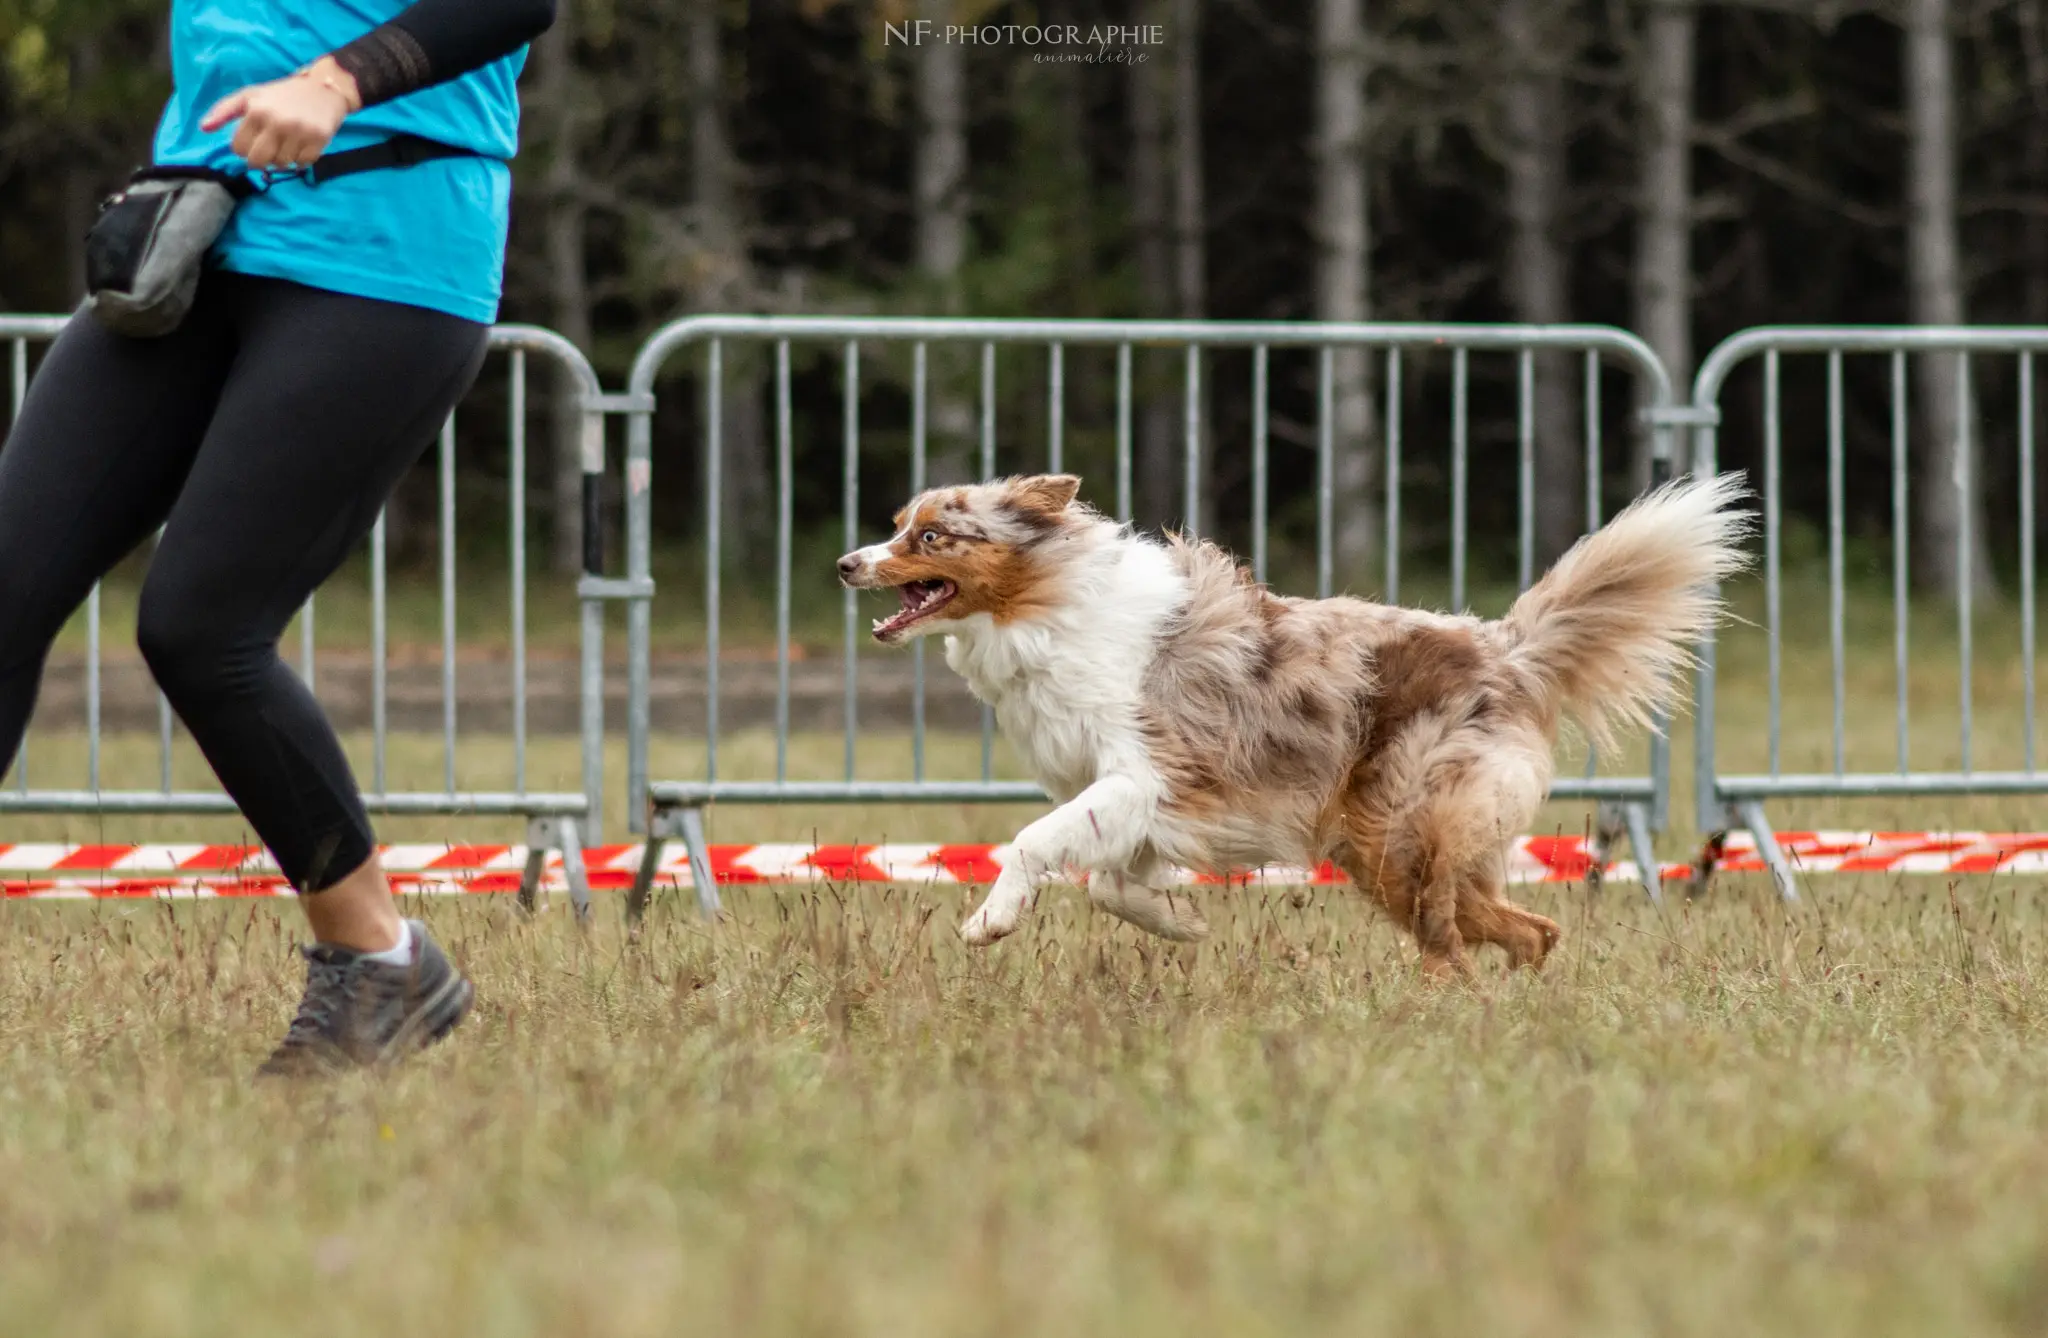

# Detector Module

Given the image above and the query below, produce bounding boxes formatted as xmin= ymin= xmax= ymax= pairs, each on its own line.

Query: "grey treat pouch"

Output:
xmin=84 ymin=167 xmax=253 ymax=338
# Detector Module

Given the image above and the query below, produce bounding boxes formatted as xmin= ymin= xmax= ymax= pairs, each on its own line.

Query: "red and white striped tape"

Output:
xmin=0 ymin=832 xmax=2045 ymax=898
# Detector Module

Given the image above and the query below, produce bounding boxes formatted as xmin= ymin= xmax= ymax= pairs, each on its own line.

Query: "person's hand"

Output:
xmin=200 ymin=57 xmax=363 ymax=172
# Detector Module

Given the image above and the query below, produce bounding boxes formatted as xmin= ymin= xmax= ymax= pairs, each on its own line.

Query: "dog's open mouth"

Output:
xmin=872 ymin=579 xmax=957 ymax=641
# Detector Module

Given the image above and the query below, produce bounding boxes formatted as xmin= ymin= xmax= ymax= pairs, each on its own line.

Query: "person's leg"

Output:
xmin=0 ymin=300 xmax=239 ymax=771
xmin=136 ymin=276 xmax=488 ymax=957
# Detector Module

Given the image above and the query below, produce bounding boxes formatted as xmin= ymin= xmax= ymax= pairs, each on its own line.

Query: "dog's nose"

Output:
xmin=836 ymin=553 xmax=862 ymax=580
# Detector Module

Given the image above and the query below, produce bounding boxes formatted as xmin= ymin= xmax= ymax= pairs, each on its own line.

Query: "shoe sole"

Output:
xmin=375 ymin=971 xmax=474 ymax=1066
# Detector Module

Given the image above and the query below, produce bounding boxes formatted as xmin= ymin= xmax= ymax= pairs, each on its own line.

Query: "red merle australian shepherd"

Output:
xmin=837 ymin=472 xmax=1749 ymax=976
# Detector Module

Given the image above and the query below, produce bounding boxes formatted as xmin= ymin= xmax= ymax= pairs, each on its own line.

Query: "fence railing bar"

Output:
xmin=1583 ymin=351 xmax=1601 ymax=531
xmin=440 ymin=414 xmax=458 ymax=795
xmin=1765 ymin=350 xmax=1782 ymax=776
xmin=146 ymin=530 xmax=169 ymax=792
xmin=1317 ymin=347 xmax=1334 ymax=599
xmin=1047 ymin=343 xmax=1064 ymax=474
xmin=980 ymin=341 xmax=997 ymax=781
xmin=1385 ymin=347 xmax=1403 ymax=604
xmin=1827 ymin=351 xmax=1845 ymax=777
xmin=631 ymin=317 xmax=1674 ymax=368
xmin=372 ymin=510 xmax=388 ymax=793
xmin=1892 ymin=350 xmax=1910 ymax=775
xmin=157 ymin=677 xmax=172 ymax=794
xmin=911 ymin=342 xmax=928 ymax=782
xmin=1584 ymin=349 xmax=1601 ymax=780
xmin=300 ymin=596 xmax=316 ymax=693
xmin=775 ymin=339 xmax=794 ymax=785
xmin=1252 ymin=345 xmax=1269 ymax=584
xmin=87 ymin=585 xmax=102 ymax=792
xmin=1517 ymin=347 xmax=1535 ymax=592
xmin=706 ymin=339 xmax=724 ymax=784
xmin=843 ymin=341 xmax=861 ymax=783
xmin=1958 ymin=351 xmax=1974 ymax=775
xmin=1451 ymin=348 xmax=1469 ymax=612
xmin=2022 ymin=351 xmax=2036 ymax=774
xmin=1115 ymin=344 xmax=1133 ymax=523
xmin=8 ymin=338 xmax=22 ymax=793
xmin=509 ymin=349 xmax=528 ymax=795
xmin=1185 ymin=345 xmax=1203 ymax=538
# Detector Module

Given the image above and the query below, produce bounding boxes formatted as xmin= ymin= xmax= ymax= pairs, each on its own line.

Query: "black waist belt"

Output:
xmin=305 ymin=134 xmax=486 ymax=187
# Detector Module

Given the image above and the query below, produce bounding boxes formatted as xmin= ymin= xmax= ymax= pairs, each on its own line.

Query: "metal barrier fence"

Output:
xmin=0 ymin=315 xmax=623 ymax=915
xmin=20 ymin=308 xmax=2043 ymax=920
xmin=1688 ymin=327 xmax=2048 ymax=902
xmin=619 ymin=316 xmax=1687 ymax=919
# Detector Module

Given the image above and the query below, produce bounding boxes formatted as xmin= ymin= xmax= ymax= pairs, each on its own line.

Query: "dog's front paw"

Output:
xmin=960 ymin=902 xmax=1020 ymax=946
xmin=960 ymin=878 xmax=1031 ymax=946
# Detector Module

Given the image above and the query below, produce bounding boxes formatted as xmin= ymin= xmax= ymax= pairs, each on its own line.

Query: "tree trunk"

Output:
xmin=1129 ymin=2 xmax=1176 ymax=527
xmin=690 ymin=0 xmax=770 ymax=566
xmin=1172 ymin=0 xmax=1211 ymax=536
xmin=916 ymin=0 xmax=976 ymax=484
xmin=1631 ymin=0 xmax=1694 ymax=498
xmin=1499 ymin=0 xmax=1581 ymax=570
xmin=59 ymin=36 xmax=106 ymax=302
xmin=534 ymin=5 xmax=590 ymax=575
xmin=916 ymin=0 xmax=968 ymax=281
xmin=1905 ymin=0 xmax=1994 ymax=598
xmin=1314 ymin=0 xmax=1378 ymax=588
xmin=2021 ymin=0 xmax=2048 ymax=327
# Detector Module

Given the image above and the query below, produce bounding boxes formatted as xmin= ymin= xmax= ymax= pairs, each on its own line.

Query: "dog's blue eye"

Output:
xmin=921 ymin=530 xmax=940 ymax=544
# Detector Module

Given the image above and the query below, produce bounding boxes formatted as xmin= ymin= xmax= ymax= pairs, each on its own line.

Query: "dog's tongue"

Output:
xmin=874 ymin=581 xmax=949 ymax=639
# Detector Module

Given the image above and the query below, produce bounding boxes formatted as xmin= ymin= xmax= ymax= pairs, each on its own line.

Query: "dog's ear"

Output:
xmin=1009 ymin=474 xmax=1082 ymax=516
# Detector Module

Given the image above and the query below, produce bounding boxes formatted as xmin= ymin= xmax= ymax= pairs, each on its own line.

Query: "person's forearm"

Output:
xmin=327 ymin=0 xmax=556 ymax=109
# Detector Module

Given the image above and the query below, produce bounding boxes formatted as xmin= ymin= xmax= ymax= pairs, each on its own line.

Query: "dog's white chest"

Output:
xmin=995 ymin=681 xmax=1120 ymax=800
xmin=945 ymin=631 xmax=1143 ymax=802
xmin=938 ymin=536 xmax=1188 ymax=804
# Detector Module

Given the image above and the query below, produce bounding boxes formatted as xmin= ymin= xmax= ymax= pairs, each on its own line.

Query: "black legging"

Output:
xmin=0 ymin=272 xmax=487 ymax=891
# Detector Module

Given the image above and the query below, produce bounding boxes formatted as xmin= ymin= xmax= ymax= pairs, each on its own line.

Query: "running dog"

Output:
xmin=836 ymin=472 xmax=1749 ymax=975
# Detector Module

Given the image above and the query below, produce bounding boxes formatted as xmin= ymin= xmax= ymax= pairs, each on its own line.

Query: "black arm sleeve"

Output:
xmin=328 ymin=0 xmax=556 ymax=109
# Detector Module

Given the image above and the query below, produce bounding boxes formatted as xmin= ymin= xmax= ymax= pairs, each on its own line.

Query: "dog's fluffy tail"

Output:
xmin=1503 ymin=472 xmax=1751 ymax=753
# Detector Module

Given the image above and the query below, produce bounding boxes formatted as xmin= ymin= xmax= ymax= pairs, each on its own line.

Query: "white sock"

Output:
xmin=359 ymin=920 xmax=413 ymax=966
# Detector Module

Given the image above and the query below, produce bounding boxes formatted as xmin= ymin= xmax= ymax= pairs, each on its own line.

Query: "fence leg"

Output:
xmin=1584 ymin=804 xmax=1628 ymax=895
xmin=1621 ymin=803 xmax=1662 ymax=905
xmin=517 ymin=818 xmax=549 ymax=915
xmin=1733 ymin=800 xmax=1800 ymax=903
xmin=679 ymin=806 xmax=720 ymax=918
xmin=626 ymin=819 xmax=667 ymax=930
xmin=556 ymin=817 xmax=594 ymax=923
xmin=520 ymin=817 xmax=593 ymax=922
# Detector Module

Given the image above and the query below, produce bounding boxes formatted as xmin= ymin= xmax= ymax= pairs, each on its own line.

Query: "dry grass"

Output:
xmin=4 ymin=576 xmax=2048 ymax=1335
xmin=4 ymin=876 xmax=2048 ymax=1337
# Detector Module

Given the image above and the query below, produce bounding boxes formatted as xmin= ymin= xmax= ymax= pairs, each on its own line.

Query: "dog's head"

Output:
xmin=837 ymin=474 xmax=1087 ymax=643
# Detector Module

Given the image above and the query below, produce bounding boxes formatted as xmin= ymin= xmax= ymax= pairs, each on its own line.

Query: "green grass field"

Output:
xmin=3 ymin=574 xmax=2047 ymax=1335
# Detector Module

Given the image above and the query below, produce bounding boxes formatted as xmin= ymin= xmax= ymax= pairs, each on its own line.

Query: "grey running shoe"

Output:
xmin=257 ymin=919 xmax=473 ymax=1077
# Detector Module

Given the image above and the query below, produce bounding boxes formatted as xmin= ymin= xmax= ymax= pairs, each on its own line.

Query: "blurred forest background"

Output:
xmin=1 ymin=0 xmax=2045 ymax=604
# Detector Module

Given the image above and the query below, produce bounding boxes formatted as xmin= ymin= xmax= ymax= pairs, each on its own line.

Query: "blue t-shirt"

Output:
xmin=152 ymin=0 xmax=526 ymax=323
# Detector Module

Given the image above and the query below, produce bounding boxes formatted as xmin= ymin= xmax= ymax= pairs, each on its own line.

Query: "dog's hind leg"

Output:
xmin=1455 ymin=878 xmax=1561 ymax=970
xmin=1333 ymin=835 xmax=1470 ymax=979
xmin=1087 ymin=860 xmax=1210 ymax=942
xmin=1412 ymin=745 xmax=1557 ymax=973
xmin=1412 ymin=843 xmax=1476 ymax=979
